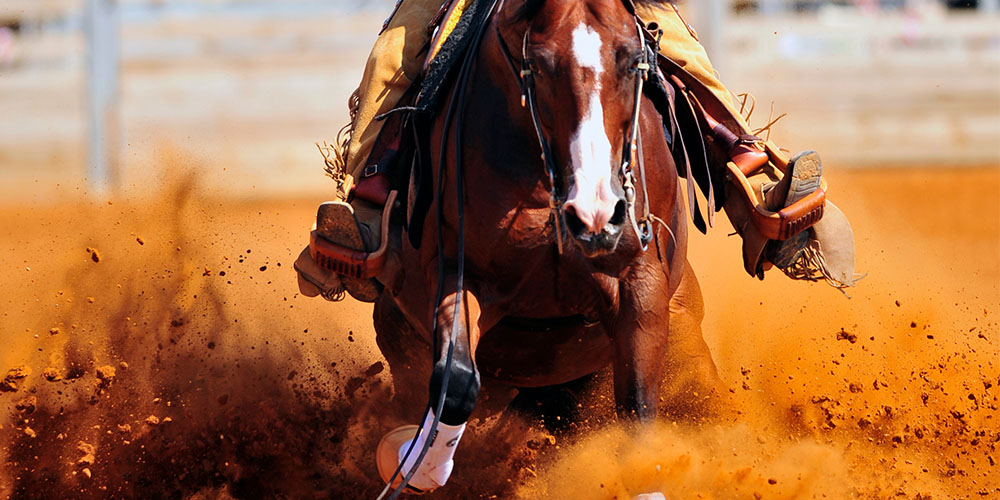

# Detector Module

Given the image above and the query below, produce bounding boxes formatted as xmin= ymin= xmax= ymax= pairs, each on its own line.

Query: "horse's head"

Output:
xmin=502 ymin=0 xmax=652 ymax=257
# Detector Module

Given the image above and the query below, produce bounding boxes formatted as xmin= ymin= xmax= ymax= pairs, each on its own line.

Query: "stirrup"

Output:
xmin=725 ymin=144 xmax=827 ymax=242
xmin=761 ymin=152 xmax=861 ymax=291
xmin=309 ymin=191 xmax=397 ymax=299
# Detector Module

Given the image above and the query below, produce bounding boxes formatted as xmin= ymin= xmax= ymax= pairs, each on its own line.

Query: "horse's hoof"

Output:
xmin=376 ymin=425 xmax=427 ymax=495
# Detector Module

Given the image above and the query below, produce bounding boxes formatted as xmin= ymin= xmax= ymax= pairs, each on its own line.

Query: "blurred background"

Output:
xmin=0 ymin=0 xmax=997 ymax=200
xmin=0 ymin=3 xmax=997 ymax=497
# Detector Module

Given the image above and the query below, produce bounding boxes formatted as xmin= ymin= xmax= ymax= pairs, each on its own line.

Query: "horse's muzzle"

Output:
xmin=563 ymin=198 xmax=627 ymax=256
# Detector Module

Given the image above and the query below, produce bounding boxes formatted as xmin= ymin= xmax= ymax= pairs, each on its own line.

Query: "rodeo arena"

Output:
xmin=0 ymin=0 xmax=998 ymax=498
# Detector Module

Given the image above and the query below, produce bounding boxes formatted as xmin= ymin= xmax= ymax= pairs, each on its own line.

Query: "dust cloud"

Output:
xmin=0 ymin=164 xmax=996 ymax=499
xmin=0 ymin=172 xmax=398 ymax=498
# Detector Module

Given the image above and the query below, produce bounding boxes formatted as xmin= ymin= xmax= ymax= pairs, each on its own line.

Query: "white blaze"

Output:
xmin=565 ymin=23 xmax=618 ymax=235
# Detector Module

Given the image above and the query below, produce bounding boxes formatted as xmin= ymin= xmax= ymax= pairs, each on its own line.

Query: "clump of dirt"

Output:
xmin=76 ymin=441 xmax=96 ymax=467
xmin=1 ymin=367 xmax=29 ymax=393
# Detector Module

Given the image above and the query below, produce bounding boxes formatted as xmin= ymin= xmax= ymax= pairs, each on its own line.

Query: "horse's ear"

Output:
xmin=508 ymin=0 xmax=545 ymax=25
xmin=621 ymin=0 xmax=637 ymax=16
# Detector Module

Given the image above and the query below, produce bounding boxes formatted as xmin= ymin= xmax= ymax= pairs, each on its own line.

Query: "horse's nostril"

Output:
xmin=563 ymin=205 xmax=586 ymax=236
xmin=609 ymin=199 xmax=627 ymax=227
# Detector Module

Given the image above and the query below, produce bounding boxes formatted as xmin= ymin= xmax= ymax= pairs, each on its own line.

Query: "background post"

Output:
xmin=84 ymin=0 xmax=120 ymax=194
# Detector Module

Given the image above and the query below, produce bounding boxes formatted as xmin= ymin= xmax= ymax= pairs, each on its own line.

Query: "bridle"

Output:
xmin=495 ymin=0 xmax=656 ymax=253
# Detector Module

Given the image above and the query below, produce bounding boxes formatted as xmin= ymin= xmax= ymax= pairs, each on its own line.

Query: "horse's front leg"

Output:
xmin=378 ymin=279 xmax=491 ymax=493
xmin=427 ymin=282 xmax=484 ymax=426
xmin=612 ymin=268 xmax=672 ymax=422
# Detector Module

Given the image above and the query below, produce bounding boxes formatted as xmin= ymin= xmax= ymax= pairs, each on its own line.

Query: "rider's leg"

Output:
xmin=636 ymin=3 xmax=853 ymax=283
xmin=296 ymin=0 xmax=442 ymax=302
xmin=344 ymin=0 xmax=443 ymax=189
xmin=635 ymin=3 xmax=752 ymax=128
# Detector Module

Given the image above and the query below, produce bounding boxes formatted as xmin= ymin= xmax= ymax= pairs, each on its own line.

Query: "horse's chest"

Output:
xmin=467 ymin=202 xmax=619 ymax=316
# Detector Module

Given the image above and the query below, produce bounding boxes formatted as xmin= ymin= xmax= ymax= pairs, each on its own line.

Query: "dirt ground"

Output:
xmin=0 ymin=163 xmax=996 ymax=499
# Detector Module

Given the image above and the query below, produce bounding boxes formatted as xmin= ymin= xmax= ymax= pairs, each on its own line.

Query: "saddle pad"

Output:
xmin=425 ymin=0 xmax=471 ymax=65
xmin=415 ymin=0 xmax=494 ymax=113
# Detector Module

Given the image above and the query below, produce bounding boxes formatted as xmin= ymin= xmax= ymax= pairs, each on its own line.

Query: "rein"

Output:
xmin=377 ymin=2 xmax=501 ymax=499
xmin=494 ymin=5 xmax=656 ymax=252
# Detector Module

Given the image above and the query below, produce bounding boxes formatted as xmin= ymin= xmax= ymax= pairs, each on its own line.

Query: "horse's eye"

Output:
xmin=526 ymin=45 xmax=556 ymax=76
xmin=628 ymin=52 xmax=646 ymax=70
xmin=615 ymin=47 xmax=643 ymax=67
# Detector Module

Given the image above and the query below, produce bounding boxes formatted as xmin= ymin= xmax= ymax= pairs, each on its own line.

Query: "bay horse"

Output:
xmin=371 ymin=0 xmax=722 ymax=495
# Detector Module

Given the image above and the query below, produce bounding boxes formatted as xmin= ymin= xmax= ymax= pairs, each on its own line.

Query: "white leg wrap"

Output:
xmin=398 ymin=410 xmax=466 ymax=491
xmin=634 ymin=494 xmax=667 ymax=500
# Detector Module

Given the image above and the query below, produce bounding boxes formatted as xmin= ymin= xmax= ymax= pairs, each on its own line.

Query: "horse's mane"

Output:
xmin=513 ymin=0 xmax=675 ymax=23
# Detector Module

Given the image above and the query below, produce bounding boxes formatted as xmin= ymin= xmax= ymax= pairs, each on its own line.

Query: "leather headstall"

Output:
xmin=494 ymin=5 xmax=657 ymax=253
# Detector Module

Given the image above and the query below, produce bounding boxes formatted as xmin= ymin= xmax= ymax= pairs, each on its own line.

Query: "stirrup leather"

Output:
xmin=652 ymin=47 xmax=827 ymax=243
xmin=309 ymin=190 xmax=398 ymax=280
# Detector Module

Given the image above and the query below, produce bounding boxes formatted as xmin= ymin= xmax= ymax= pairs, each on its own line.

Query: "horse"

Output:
xmin=370 ymin=0 xmax=723 ymax=495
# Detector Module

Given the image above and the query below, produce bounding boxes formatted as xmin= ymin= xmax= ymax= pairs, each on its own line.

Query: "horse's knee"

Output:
xmin=429 ymin=356 xmax=481 ymax=425
xmin=668 ymin=264 xmax=705 ymax=321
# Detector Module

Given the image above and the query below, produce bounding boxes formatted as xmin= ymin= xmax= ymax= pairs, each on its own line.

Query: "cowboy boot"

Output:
xmin=294 ymin=161 xmax=395 ymax=304
xmin=294 ymin=192 xmax=392 ymax=303
xmin=704 ymin=124 xmax=854 ymax=288
xmin=317 ymin=198 xmax=384 ymax=301
xmin=760 ymin=151 xmax=859 ymax=290
xmin=764 ymin=150 xmax=823 ymax=269
xmin=294 ymin=120 xmax=403 ymax=303
xmin=293 ymin=193 xmax=387 ymax=304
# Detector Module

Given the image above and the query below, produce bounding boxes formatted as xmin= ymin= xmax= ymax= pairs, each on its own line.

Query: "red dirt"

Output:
xmin=0 ymin=165 xmax=997 ymax=499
